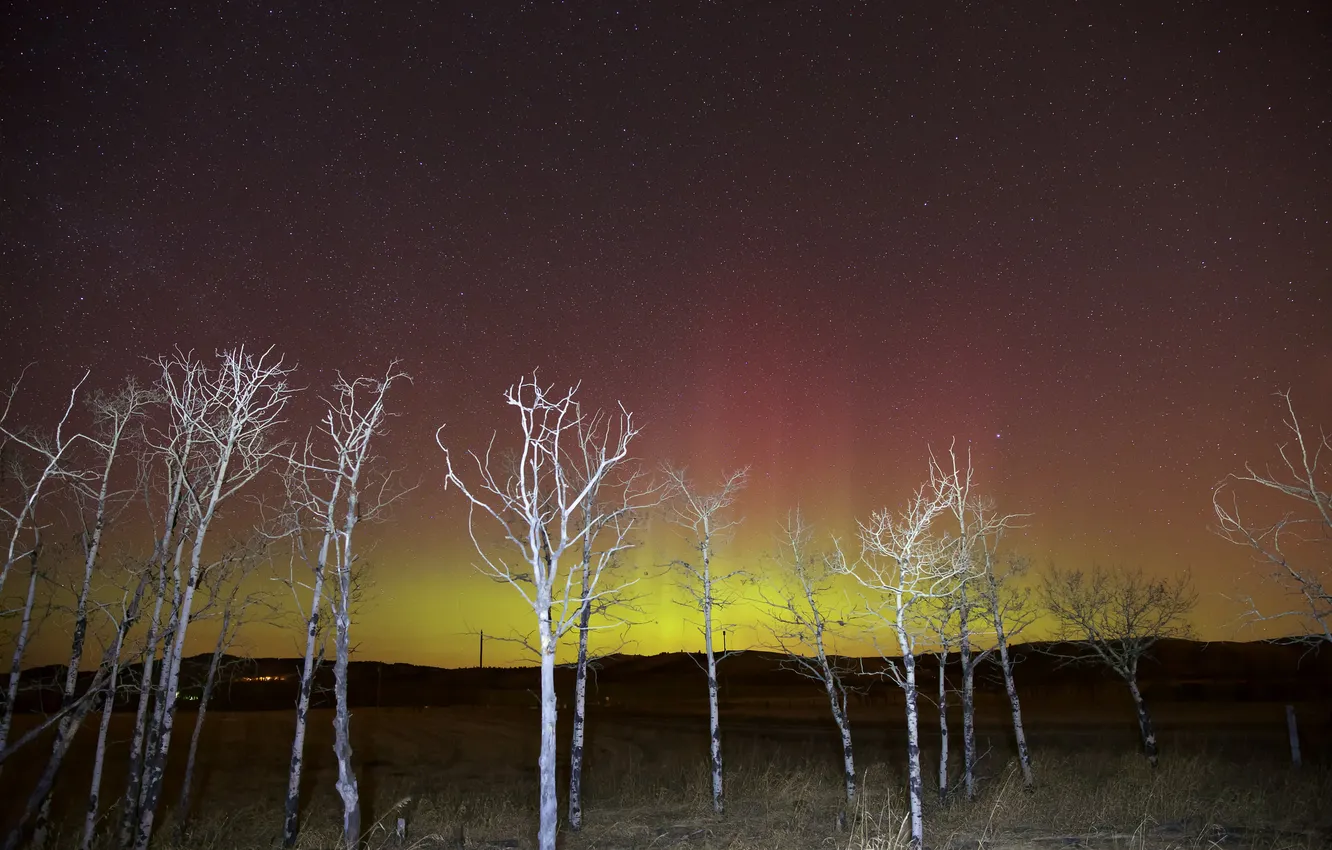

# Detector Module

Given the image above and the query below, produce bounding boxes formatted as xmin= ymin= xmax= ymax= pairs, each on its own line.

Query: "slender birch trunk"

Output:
xmin=32 ymin=526 xmax=107 ymax=847
xmin=332 ymin=563 xmax=361 ymax=850
xmin=83 ymin=662 xmax=119 ymax=850
xmin=283 ymin=567 xmax=326 ymax=847
xmin=122 ymin=406 xmax=194 ymax=845
xmin=898 ymin=616 xmax=924 ymax=850
xmin=567 ymin=590 xmax=592 ymax=831
xmin=994 ymin=630 xmax=1033 ymax=787
xmin=0 ymin=549 xmax=41 ymax=767
xmin=85 ymin=572 xmax=150 ymax=850
xmin=1126 ymin=676 xmax=1158 ymax=768
xmin=958 ymin=595 xmax=976 ymax=801
xmin=135 ymin=466 xmax=237 ymax=848
xmin=176 ymin=605 xmax=232 ymax=836
xmin=119 ymin=562 xmax=168 ymax=846
xmin=937 ymin=651 xmax=949 ymax=805
xmin=824 ymin=671 xmax=855 ymax=805
xmin=703 ymin=568 xmax=724 ymax=815
xmin=1 ymin=675 xmax=104 ymax=850
xmin=132 ymin=571 xmax=184 ymax=849
xmin=128 ymin=539 xmax=188 ymax=845
xmin=535 ymin=595 xmax=558 ymax=850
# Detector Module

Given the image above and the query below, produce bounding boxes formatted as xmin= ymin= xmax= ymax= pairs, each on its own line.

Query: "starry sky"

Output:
xmin=3 ymin=1 xmax=1329 ymax=667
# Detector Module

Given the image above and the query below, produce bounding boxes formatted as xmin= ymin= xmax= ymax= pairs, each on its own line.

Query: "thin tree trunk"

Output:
xmin=332 ymin=569 xmax=361 ymax=850
xmin=898 ymin=621 xmax=924 ymax=850
xmin=134 ymin=565 xmax=198 ymax=850
xmin=2 ymin=682 xmax=101 ymax=850
xmin=704 ymin=574 xmax=723 ymax=815
xmin=823 ymin=671 xmax=855 ymax=805
xmin=1126 ymin=676 xmax=1158 ymax=768
xmin=532 ymin=598 xmax=559 ymax=850
xmin=136 ymin=398 xmax=240 ymax=850
xmin=959 ymin=599 xmax=976 ymax=802
xmin=83 ymin=663 xmax=120 ymax=850
xmin=283 ymin=568 xmax=326 ymax=847
xmin=995 ymin=636 xmax=1033 ymax=787
xmin=82 ymin=572 xmax=149 ymax=850
xmin=120 ymin=564 xmax=167 ymax=847
xmin=122 ymin=437 xmax=191 ymax=847
xmin=0 ymin=553 xmax=41 ymax=768
xmin=937 ymin=651 xmax=949 ymax=805
xmin=568 ymin=594 xmax=592 ymax=831
xmin=32 ymin=518 xmax=107 ymax=848
xmin=136 ymin=551 xmax=186 ymax=837
xmin=176 ymin=606 xmax=231 ymax=837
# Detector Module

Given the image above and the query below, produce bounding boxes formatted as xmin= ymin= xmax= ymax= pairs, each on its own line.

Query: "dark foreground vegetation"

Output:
xmin=5 ymin=643 xmax=1330 ymax=850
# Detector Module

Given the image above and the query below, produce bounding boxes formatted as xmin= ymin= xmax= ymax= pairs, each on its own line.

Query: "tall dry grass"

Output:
xmin=12 ymin=708 xmax=1328 ymax=850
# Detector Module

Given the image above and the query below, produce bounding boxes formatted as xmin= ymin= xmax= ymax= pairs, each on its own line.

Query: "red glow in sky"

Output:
xmin=3 ymin=1 xmax=1329 ymax=666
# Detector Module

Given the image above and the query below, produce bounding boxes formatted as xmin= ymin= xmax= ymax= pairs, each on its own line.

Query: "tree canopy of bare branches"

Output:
xmin=1213 ymin=390 xmax=1331 ymax=645
xmin=759 ymin=509 xmax=860 ymax=807
xmin=440 ymin=374 xmax=644 ymax=850
xmin=1040 ymin=565 xmax=1195 ymax=767
xmin=663 ymin=465 xmax=748 ymax=816
xmin=833 ymin=453 xmax=967 ymax=849
xmin=278 ymin=365 xmax=409 ymax=850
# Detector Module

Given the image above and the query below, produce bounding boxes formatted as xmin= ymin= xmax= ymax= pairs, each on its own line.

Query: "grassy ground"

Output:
xmin=8 ymin=706 xmax=1329 ymax=849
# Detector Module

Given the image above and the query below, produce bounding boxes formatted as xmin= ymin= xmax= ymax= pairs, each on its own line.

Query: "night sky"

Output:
xmin=4 ymin=1 xmax=1329 ymax=667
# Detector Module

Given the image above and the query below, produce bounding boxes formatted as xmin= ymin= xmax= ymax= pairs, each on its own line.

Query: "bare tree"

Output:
xmin=130 ymin=346 xmax=294 ymax=850
xmin=82 ymin=561 xmax=152 ymax=850
xmin=566 ymin=416 xmax=658 ymax=833
xmin=921 ymin=599 xmax=957 ymax=805
xmin=279 ymin=367 xmax=408 ymax=850
xmin=1 ymin=665 xmax=113 ymax=850
xmin=1214 ymin=391 xmax=1331 ymax=645
xmin=974 ymin=553 xmax=1037 ymax=789
xmin=663 ymin=465 xmax=748 ymax=816
xmin=27 ymin=380 xmax=151 ymax=849
xmin=758 ymin=509 xmax=859 ymax=810
xmin=831 ymin=456 xmax=962 ymax=850
xmin=275 ymin=502 xmax=331 ymax=849
xmin=1040 ymin=565 xmax=1196 ymax=768
xmin=3 ymin=566 xmax=150 ymax=850
xmin=440 ymin=374 xmax=641 ymax=850
xmin=933 ymin=447 xmax=1027 ymax=799
xmin=0 ymin=370 xmax=91 ymax=764
xmin=176 ymin=541 xmax=271 ymax=837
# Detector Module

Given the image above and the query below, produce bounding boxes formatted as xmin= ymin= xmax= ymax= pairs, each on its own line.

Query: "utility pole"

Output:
xmin=479 ymin=630 xmax=484 ymax=669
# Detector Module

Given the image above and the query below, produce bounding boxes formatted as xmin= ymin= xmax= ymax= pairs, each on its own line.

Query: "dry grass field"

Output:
xmin=6 ymin=700 xmax=1329 ymax=850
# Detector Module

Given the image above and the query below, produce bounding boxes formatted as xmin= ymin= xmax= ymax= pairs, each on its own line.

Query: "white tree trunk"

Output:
xmin=1126 ymin=675 xmax=1158 ymax=768
xmin=176 ymin=606 xmax=230 ymax=836
xmin=959 ymin=603 xmax=976 ymax=801
xmin=283 ymin=570 xmax=325 ymax=847
xmin=897 ymin=619 xmax=924 ymax=850
xmin=937 ymin=652 xmax=949 ymax=805
xmin=823 ymin=673 xmax=855 ymax=805
xmin=704 ymin=575 xmax=724 ymax=815
xmin=567 ymin=595 xmax=592 ymax=831
xmin=119 ymin=566 xmax=167 ymax=847
xmin=134 ymin=571 xmax=198 ymax=850
xmin=31 ymin=519 xmax=106 ymax=848
xmin=995 ymin=636 xmax=1033 ymax=787
xmin=536 ymin=596 xmax=559 ymax=850
xmin=83 ymin=663 xmax=119 ymax=850
xmin=0 ymin=556 xmax=40 ymax=767
xmin=332 ymin=574 xmax=361 ymax=850
xmin=1 ymin=681 xmax=101 ymax=850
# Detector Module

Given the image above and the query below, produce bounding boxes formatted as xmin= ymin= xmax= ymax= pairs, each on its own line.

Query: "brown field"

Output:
xmin=5 ymin=695 xmax=1330 ymax=850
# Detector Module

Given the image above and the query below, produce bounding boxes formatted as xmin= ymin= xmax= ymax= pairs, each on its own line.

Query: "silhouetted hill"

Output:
xmin=12 ymin=638 xmax=1330 ymax=715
